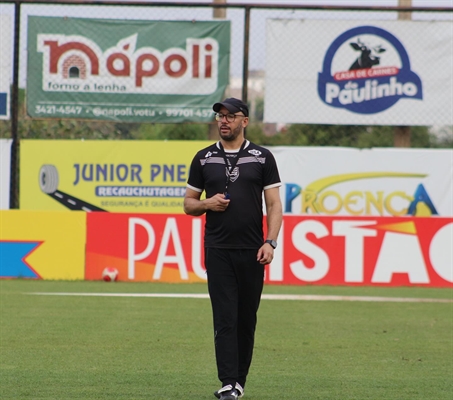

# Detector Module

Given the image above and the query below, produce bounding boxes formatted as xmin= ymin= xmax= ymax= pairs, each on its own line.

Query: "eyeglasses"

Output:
xmin=215 ymin=112 xmax=246 ymax=123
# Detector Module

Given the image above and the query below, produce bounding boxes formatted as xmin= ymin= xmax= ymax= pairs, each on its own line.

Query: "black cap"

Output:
xmin=213 ymin=98 xmax=249 ymax=117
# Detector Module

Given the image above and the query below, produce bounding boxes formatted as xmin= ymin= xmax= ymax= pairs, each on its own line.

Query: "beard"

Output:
xmin=219 ymin=123 xmax=242 ymax=141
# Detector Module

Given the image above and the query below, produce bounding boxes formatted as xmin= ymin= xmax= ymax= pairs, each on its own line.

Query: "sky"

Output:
xmin=0 ymin=0 xmax=451 ymax=84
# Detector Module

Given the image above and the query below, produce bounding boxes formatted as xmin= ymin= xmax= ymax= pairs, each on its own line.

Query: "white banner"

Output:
xmin=0 ymin=139 xmax=12 ymax=209
xmin=265 ymin=20 xmax=453 ymax=125
xmin=271 ymin=147 xmax=453 ymax=217
xmin=0 ymin=14 xmax=12 ymax=120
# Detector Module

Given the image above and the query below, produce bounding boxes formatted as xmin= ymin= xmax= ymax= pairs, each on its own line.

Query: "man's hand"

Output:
xmin=184 ymin=190 xmax=230 ymax=216
xmin=207 ymin=193 xmax=230 ymax=212
xmin=257 ymin=243 xmax=274 ymax=265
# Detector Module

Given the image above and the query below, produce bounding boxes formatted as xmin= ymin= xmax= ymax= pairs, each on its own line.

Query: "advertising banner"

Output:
xmin=272 ymin=215 xmax=452 ymax=288
xmin=86 ymin=212 xmax=206 ymax=283
xmin=272 ymin=147 xmax=453 ymax=217
xmin=27 ymin=17 xmax=230 ymax=122
xmin=0 ymin=139 xmax=12 ymax=209
xmin=20 ymin=140 xmax=209 ymax=213
xmin=0 ymin=210 xmax=86 ymax=279
xmin=1 ymin=209 xmax=450 ymax=287
xmin=0 ymin=14 xmax=12 ymax=120
xmin=265 ymin=20 xmax=453 ymax=125
xmin=85 ymin=212 xmax=453 ymax=288
xmin=20 ymin=141 xmax=453 ymax=217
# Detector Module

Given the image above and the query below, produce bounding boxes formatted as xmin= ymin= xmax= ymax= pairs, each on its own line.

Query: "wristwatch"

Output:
xmin=265 ymin=239 xmax=277 ymax=249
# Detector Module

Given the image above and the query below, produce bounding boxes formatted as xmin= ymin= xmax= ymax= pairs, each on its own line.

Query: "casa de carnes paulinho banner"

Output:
xmin=27 ymin=17 xmax=230 ymax=123
xmin=265 ymin=20 xmax=453 ymax=125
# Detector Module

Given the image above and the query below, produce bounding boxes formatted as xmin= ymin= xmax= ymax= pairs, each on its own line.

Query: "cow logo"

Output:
xmin=318 ymin=25 xmax=422 ymax=114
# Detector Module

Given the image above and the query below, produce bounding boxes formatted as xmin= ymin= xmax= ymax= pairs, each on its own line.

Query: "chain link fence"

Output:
xmin=0 ymin=1 xmax=452 ymax=208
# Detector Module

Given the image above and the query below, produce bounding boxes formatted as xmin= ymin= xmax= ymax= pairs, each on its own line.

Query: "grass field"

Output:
xmin=0 ymin=280 xmax=452 ymax=400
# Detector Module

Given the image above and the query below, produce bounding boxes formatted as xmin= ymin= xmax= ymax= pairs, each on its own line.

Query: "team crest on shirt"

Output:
xmin=226 ymin=166 xmax=239 ymax=182
xmin=248 ymin=149 xmax=262 ymax=156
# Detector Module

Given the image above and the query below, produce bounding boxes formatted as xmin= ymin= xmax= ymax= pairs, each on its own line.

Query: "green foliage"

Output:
xmin=433 ymin=126 xmax=453 ymax=148
xmin=0 ymin=89 xmax=206 ymax=141
xmin=254 ymin=97 xmax=264 ymax=121
xmin=132 ymin=122 xmax=209 ymax=140
xmin=243 ymin=124 xmax=271 ymax=144
xmin=0 ymin=90 xmax=119 ymax=140
xmin=356 ymin=125 xmax=433 ymax=148
xmin=1 ymin=89 xmax=451 ymax=148
xmin=246 ymin=123 xmax=452 ymax=149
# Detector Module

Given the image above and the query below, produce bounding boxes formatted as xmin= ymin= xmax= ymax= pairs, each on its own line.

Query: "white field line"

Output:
xmin=27 ymin=292 xmax=453 ymax=303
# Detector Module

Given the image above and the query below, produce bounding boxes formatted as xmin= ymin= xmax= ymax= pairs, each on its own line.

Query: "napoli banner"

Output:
xmin=265 ymin=19 xmax=452 ymax=125
xmin=26 ymin=17 xmax=230 ymax=122
xmin=0 ymin=14 xmax=12 ymax=120
xmin=20 ymin=140 xmax=209 ymax=213
xmin=0 ymin=139 xmax=12 ymax=209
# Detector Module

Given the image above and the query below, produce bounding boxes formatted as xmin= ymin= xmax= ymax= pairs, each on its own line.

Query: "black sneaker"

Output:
xmin=214 ymin=383 xmax=244 ymax=399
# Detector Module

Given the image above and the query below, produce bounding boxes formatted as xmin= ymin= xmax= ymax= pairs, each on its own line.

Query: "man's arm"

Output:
xmin=257 ymin=186 xmax=282 ymax=264
xmin=264 ymin=187 xmax=283 ymax=241
xmin=183 ymin=188 xmax=230 ymax=216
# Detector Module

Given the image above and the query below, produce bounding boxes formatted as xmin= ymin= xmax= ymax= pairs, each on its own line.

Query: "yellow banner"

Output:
xmin=20 ymin=140 xmax=209 ymax=213
xmin=0 ymin=210 xmax=86 ymax=279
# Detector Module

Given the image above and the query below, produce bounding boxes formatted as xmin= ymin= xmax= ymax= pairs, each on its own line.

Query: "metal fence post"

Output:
xmin=394 ymin=0 xmax=412 ymax=148
xmin=9 ymin=0 xmax=21 ymax=209
xmin=241 ymin=6 xmax=250 ymax=106
xmin=208 ymin=0 xmax=228 ymax=140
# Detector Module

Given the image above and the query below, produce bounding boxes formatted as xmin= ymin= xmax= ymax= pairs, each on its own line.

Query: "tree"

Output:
xmin=1 ymin=89 xmax=450 ymax=148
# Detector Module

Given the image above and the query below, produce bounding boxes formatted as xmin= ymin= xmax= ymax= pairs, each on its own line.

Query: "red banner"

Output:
xmin=86 ymin=213 xmax=452 ymax=287
xmin=86 ymin=213 xmax=206 ymax=283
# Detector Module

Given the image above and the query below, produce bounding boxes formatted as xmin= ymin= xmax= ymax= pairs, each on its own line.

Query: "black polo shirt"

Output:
xmin=187 ymin=140 xmax=281 ymax=249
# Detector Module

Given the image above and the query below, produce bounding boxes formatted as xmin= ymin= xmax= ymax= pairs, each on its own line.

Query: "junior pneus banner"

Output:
xmin=27 ymin=17 xmax=230 ymax=122
xmin=20 ymin=140 xmax=209 ymax=213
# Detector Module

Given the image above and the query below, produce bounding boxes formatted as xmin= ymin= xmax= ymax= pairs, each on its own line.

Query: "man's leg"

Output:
xmin=205 ymin=247 xmax=239 ymax=388
xmin=235 ymin=249 xmax=264 ymax=388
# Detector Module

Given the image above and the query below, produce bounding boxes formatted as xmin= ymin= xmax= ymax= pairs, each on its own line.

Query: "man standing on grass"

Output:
xmin=184 ymin=98 xmax=282 ymax=400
